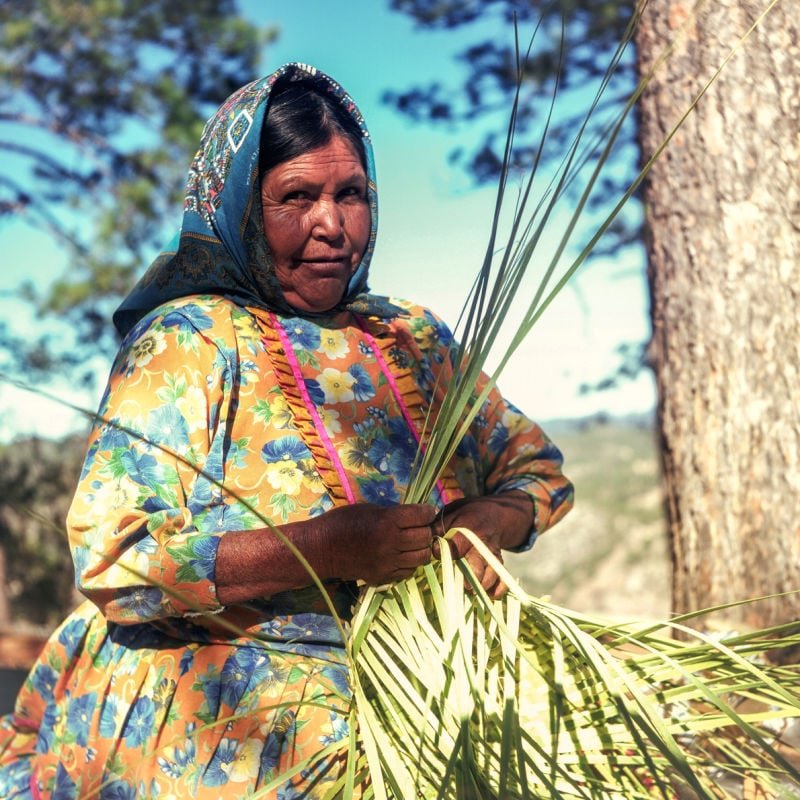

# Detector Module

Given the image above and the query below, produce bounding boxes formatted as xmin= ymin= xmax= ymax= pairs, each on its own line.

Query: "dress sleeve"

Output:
xmin=67 ymin=299 xmax=241 ymax=624
xmin=470 ymin=374 xmax=574 ymax=552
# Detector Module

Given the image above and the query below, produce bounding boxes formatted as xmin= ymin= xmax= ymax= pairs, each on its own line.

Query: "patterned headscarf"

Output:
xmin=113 ymin=63 xmax=401 ymax=337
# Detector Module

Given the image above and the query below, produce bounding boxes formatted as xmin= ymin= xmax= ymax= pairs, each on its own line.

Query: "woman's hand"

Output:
xmin=436 ymin=491 xmax=534 ymax=599
xmin=325 ymin=503 xmax=437 ymax=586
xmin=217 ymin=503 xmax=436 ymax=604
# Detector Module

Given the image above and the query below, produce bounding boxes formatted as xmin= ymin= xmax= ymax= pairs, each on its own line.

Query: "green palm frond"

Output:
xmin=350 ymin=531 xmax=800 ymax=799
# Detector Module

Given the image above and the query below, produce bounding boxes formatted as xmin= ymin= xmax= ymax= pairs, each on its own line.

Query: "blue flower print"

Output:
xmin=367 ymin=437 xmax=393 ymax=474
xmin=388 ymin=346 xmax=409 ymax=368
xmin=278 ymin=781 xmax=309 ymax=800
xmin=179 ymin=648 xmax=195 ymax=676
xmin=319 ymin=710 xmax=348 ymax=746
xmin=119 ymin=450 xmax=162 ymax=488
xmin=188 ymin=481 xmax=214 ymax=514
xmin=159 ymin=730 xmax=195 ymax=777
xmin=262 ymin=436 xmax=309 ymax=464
xmin=97 ymin=422 xmax=131 ymax=453
xmin=66 ymin=692 xmax=97 ymax=747
xmin=360 ymin=477 xmax=399 ymax=506
xmin=537 ymin=441 xmax=565 ymax=465
xmin=387 ymin=418 xmax=418 ymax=458
xmin=434 ymin=316 xmax=454 ymax=348
xmin=161 ymin=304 xmax=213 ymax=333
xmin=197 ymin=502 xmax=248 ymax=534
xmin=125 ymin=313 xmax=155 ymax=344
xmin=115 ymin=586 xmax=164 ymax=620
xmin=220 ymin=648 xmax=271 ymax=708
xmin=367 ymin=406 xmax=388 ymax=423
xmin=141 ymin=495 xmax=170 ymax=515
xmin=99 ymin=696 xmax=119 ymax=738
xmin=226 ymin=436 xmax=250 ymax=469
xmin=282 ymin=613 xmax=339 ymax=643
xmin=352 ymin=420 xmax=374 ymax=438
xmin=416 ymin=362 xmax=436 ymax=396
xmin=31 ymin=664 xmax=58 ymax=699
xmin=147 ymin=405 xmax=191 ymax=452
xmin=456 ymin=434 xmax=480 ymax=461
xmin=434 ymin=313 xmax=453 ymax=350
xmin=80 ymin=438 xmax=100 ymax=480
xmin=348 ymin=363 xmax=375 ymax=401
xmin=550 ymin=484 xmax=572 ymax=513
xmin=57 ymin=617 xmax=88 ymax=652
xmin=73 ymin=545 xmax=90 ymax=579
xmin=202 ymin=737 xmax=238 ymax=787
xmin=210 ymin=346 xmax=234 ymax=378
xmin=158 ymin=722 xmax=197 ymax=778
xmin=418 ymin=310 xmax=453 ymax=350
xmin=488 ymin=421 xmax=509 ymax=455
xmin=199 ymin=440 xmax=226 ymax=484
xmin=39 ymin=702 xmax=58 ymax=752
xmin=284 ymin=318 xmax=321 ymax=351
xmin=133 ymin=533 xmax=159 ymax=554
xmin=123 ymin=696 xmax=155 ymax=748
xmin=158 ymin=756 xmax=184 ymax=780
xmin=368 ymin=438 xmax=412 ymax=483
xmin=259 ymin=729 xmax=283 ymax=779
xmin=388 ymin=449 xmax=415 ymax=484
xmin=184 ymin=722 xmax=197 ymax=762
xmin=196 ymin=666 xmax=222 ymax=719
xmin=181 ymin=534 xmax=219 ymax=580
xmin=304 ymin=378 xmax=326 ymax=405
xmin=99 ymin=778 xmax=137 ymax=800
xmin=52 ymin=762 xmax=77 ymax=800
xmin=308 ymin=495 xmax=334 ymax=518
xmin=319 ymin=663 xmax=351 ymax=697
xmin=0 ymin=759 xmax=31 ymax=797
xmin=368 ymin=419 xmax=418 ymax=483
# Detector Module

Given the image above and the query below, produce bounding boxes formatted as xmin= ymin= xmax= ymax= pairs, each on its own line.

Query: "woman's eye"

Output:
xmin=338 ymin=186 xmax=365 ymax=200
xmin=282 ymin=190 xmax=311 ymax=203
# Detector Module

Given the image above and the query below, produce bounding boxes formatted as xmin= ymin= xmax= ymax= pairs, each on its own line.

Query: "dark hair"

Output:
xmin=259 ymin=79 xmax=367 ymax=177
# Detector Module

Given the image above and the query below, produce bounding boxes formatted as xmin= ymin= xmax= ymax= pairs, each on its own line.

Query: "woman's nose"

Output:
xmin=310 ymin=197 xmax=344 ymax=240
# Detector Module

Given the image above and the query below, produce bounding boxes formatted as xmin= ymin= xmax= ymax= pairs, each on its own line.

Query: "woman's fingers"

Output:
xmin=390 ymin=504 xmax=437 ymax=529
xmin=395 ymin=525 xmax=434 ymax=552
xmin=461 ymin=546 xmax=508 ymax=599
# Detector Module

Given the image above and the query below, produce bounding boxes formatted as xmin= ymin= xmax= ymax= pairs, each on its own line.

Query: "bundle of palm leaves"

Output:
xmin=344 ymin=535 xmax=800 ymax=799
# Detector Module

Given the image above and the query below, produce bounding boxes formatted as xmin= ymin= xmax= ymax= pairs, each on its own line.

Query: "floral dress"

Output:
xmin=0 ymin=295 xmax=572 ymax=799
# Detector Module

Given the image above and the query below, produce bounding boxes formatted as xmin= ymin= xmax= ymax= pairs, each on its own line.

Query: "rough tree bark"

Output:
xmin=636 ymin=0 xmax=800 ymax=628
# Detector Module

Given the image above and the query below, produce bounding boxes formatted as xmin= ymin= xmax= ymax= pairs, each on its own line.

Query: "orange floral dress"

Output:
xmin=0 ymin=295 xmax=572 ymax=799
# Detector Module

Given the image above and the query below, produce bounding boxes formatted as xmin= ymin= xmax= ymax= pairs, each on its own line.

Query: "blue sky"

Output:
xmin=0 ymin=0 xmax=654 ymax=439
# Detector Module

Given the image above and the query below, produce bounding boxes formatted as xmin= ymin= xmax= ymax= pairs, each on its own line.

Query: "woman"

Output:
xmin=0 ymin=64 xmax=572 ymax=798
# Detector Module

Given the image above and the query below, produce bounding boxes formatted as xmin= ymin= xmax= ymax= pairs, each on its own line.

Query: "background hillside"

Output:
xmin=508 ymin=415 xmax=670 ymax=621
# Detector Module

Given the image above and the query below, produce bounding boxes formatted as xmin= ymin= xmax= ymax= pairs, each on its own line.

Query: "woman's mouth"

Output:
xmin=296 ymin=257 xmax=349 ymax=274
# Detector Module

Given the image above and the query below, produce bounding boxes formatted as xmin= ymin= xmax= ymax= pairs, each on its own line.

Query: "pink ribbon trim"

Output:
xmin=356 ymin=317 xmax=451 ymax=506
xmin=270 ymin=314 xmax=357 ymax=505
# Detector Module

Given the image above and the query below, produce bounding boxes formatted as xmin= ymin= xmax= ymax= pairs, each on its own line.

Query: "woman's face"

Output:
xmin=260 ymin=135 xmax=370 ymax=314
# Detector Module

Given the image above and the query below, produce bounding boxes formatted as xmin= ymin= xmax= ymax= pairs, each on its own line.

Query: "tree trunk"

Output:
xmin=636 ymin=0 xmax=800 ymax=628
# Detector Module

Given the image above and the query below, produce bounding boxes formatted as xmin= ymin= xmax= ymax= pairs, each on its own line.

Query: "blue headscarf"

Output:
xmin=113 ymin=63 xmax=401 ymax=337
